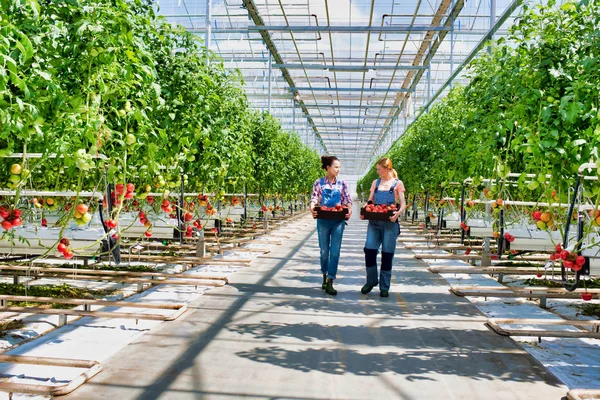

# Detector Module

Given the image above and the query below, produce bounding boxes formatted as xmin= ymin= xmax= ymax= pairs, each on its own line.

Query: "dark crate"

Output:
xmin=315 ymin=206 xmax=348 ymax=220
xmin=360 ymin=207 xmax=395 ymax=221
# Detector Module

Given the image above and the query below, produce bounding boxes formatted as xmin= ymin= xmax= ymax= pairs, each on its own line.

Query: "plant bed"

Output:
xmin=360 ymin=204 xmax=396 ymax=221
xmin=0 ymin=283 xmax=119 ymax=309
xmin=314 ymin=206 xmax=348 ymax=220
xmin=577 ymin=304 xmax=600 ymax=318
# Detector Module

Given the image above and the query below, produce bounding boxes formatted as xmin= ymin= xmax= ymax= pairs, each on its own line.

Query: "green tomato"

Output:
xmin=527 ymin=180 xmax=540 ymax=190
xmin=10 ymin=164 xmax=22 ymax=175
xmin=547 ymin=96 xmax=555 ymax=103
xmin=125 ymin=134 xmax=136 ymax=146
xmin=125 ymin=101 xmax=132 ymax=113
xmin=186 ymin=155 xmax=195 ymax=162
xmin=9 ymin=174 xmax=20 ymax=184
xmin=118 ymin=109 xmax=126 ymax=117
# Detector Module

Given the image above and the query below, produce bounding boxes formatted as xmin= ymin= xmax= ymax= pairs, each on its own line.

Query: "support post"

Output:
xmin=489 ymin=0 xmax=496 ymax=54
xmin=205 ymin=0 xmax=212 ymax=64
xmin=196 ymin=230 xmax=206 ymax=258
xmin=267 ymin=51 xmax=272 ymax=113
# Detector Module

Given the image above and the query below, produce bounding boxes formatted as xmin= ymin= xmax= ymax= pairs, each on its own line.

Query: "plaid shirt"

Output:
xmin=311 ymin=177 xmax=352 ymax=206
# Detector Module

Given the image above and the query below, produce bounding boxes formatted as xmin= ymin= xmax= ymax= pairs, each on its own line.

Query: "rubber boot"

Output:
xmin=325 ymin=278 xmax=337 ymax=296
xmin=322 ymin=274 xmax=327 ymax=290
xmin=380 ymin=252 xmax=394 ymax=297
xmin=362 ymin=248 xmax=379 ymax=294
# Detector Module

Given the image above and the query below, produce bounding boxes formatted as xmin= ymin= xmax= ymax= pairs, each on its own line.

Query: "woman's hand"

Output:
xmin=345 ymin=207 xmax=352 ymax=220
xmin=390 ymin=211 xmax=400 ymax=222
xmin=360 ymin=214 xmax=365 ymax=220
xmin=311 ymin=208 xmax=318 ymax=219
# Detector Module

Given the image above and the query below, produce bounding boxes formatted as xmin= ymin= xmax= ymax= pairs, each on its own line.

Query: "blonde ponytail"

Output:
xmin=377 ymin=157 xmax=398 ymax=179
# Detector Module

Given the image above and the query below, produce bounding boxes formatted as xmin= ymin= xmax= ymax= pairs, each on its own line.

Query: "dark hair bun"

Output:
xmin=321 ymin=155 xmax=339 ymax=170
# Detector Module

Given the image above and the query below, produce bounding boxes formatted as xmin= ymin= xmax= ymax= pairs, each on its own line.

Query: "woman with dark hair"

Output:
xmin=309 ymin=155 xmax=352 ymax=296
xmin=360 ymin=157 xmax=406 ymax=297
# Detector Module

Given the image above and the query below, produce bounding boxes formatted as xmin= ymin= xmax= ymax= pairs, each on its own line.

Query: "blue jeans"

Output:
xmin=317 ymin=219 xmax=345 ymax=280
xmin=365 ymin=220 xmax=399 ymax=252
xmin=365 ymin=220 xmax=399 ymax=291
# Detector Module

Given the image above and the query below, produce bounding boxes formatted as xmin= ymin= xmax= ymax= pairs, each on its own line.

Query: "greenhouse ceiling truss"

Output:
xmin=157 ymin=0 xmax=520 ymax=175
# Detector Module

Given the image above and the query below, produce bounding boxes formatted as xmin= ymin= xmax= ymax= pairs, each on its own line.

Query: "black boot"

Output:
xmin=322 ymin=274 xmax=327 ymax=290
xmin=325 ymin=278 xmax=337 ymax=296
xmin=379 ymin=252 xmax=394 ymax=297
xmin=362 ymin=248 xmax=379 ymax=294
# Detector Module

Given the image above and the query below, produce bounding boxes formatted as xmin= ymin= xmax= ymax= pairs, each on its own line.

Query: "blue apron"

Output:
xmin=374 ymin=178 xmax=397 ymax=205
xmin=321 ymin=177 xmax=342 ymax=207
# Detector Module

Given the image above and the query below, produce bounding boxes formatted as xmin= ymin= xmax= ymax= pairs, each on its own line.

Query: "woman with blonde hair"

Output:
xmin=360 ymin=157 xmax=407 ymax=297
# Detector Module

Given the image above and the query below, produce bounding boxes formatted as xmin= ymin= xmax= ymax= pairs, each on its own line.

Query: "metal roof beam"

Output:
xmin=240 ymin=0 xmax=325 ymax=149
xmin=303 ymin=104 xmax=399 ymax=109
xmin=289 ymin=87 xmax=411 ymax=93
xmin=247 ymin=25 xmax=453 ymax=32
xmin=272 ymin=64 xmax=425 ymax=71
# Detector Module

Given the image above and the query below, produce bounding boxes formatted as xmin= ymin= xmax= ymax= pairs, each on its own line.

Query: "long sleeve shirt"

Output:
xmin=310 ymin=177 xmax=353 ymax=207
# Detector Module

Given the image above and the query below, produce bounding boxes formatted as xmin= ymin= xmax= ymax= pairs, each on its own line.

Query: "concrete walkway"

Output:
xmin=65 ymin=211 xmax=566 ymax=400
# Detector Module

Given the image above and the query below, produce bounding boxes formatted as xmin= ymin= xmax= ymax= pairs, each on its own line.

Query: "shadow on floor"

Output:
xmin=234 ymin=344 xmax=560 ymax=384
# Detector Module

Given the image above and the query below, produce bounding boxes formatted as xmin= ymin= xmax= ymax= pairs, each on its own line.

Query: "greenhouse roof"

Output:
xmin=156 ymin=0 xmax=519 ymax=174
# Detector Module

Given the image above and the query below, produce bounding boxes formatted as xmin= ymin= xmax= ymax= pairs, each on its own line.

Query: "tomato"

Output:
xmin=563 ymin=260 xmax=574 ymax=269
xmin=184 ymin=212 xmax=193 ymax=222
xmin=64 ymin=250 xmax=74 ymax=259
xmin=560 ymin=250 xmax=569 ymax=260
xmin=10 ymin=164 xmax=22 ymax=175
xmin=60 ymin=237 xmax=70 ymax=246
xmin=1 ymin=220 xmax=13 ymax=230
xmin=116 ymin=184 xmax=125 ymax=195
xmin=144 ymin=230 xmax=152 ymax=237
xmin=575 ymin=255 xmax=586 ymax=266
xmin=57 ymin=243 xmax=67 ymax=253
xmin=581 ymin=293 xmax=593 ymax=301
xmin=555 ymin=244 xmax=562 ymax=253
xmin=106 ymin=219 xmax=118 ymax=229
xmin=11 ymin=217 xmax=22 ymax=227
xmin=41 ymin=218 xmax=47 ymax=227
xmin=76 ymin=204 xmax=88 ymax=214
xmin=126 ymin=183 xmax=135 ymax=193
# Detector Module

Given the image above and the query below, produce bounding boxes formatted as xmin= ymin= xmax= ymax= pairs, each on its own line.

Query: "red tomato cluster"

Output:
xmin=503 ymin=232 xmax=515 ymax=243
xmin=116 ymin=183 xmax=135 ymax=200
xmin=550 ymin=244 xmax=586 ymax=271
xmin=0 ymin=207 xmax=22 ymax=230
xmin=139 ymin=211 xmax=151 ymax=228
xmin=364 ymin=204 xmax=396 ymax=213
xmin=57 ymin=237 xmax=73 ymax=259
xmin=320 ymin=205 xmax=346 ymax=212
xmin=161 ymin=199 xmax=173 ymax=213
xmin=460 ymin=221 xmax=470 ymax=232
